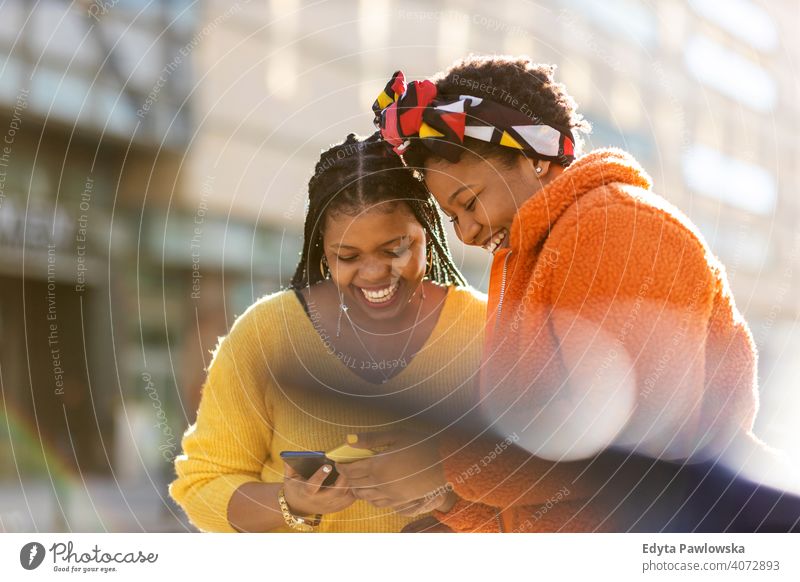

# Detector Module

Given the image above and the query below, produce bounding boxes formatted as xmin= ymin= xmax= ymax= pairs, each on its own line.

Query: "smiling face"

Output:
xmin=424 ymin=152 xmax=558 ymax=254
xmin=322 ymin=201 xmax=427 ymax=322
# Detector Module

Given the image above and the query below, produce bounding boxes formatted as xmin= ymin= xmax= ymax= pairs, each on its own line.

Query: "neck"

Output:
xmin=504 ymin=166 xmax=560 ymax=223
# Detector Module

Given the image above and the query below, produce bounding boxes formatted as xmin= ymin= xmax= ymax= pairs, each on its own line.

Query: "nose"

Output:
xmin=358 ymin=255 xmax=392 ymax=283
xmin=456 ymin=217 xmax=483 ymax=246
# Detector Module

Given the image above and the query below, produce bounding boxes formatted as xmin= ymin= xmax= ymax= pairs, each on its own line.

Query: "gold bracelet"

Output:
xmin=278 ymin=488 xmax=322 ymax=532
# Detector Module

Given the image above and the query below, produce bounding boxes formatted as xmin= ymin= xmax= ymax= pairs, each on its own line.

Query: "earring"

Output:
xmin=535 ymin=166 xmax=543 ymax=174
xmin=336 ymin=294 xmax=348 ymax=338
xmin=425 ymin=245 xmax=433 ymax=277
xmin=319 ymin=255 xmax=328 ymax=279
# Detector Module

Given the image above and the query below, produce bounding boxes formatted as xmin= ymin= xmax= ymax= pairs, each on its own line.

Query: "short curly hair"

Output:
xmin=403 ymin=54 xmax=591 ymax=169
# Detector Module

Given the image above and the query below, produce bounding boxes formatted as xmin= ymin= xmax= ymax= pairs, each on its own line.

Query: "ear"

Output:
xmin=513 ymin=156 xmax=550 ymax=183
xmin=534 ymin=160 xmax=552 ymax=177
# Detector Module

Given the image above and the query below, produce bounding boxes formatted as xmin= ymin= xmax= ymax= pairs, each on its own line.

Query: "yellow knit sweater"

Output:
xmin=170 ymin=285 xmax=486 ymax=532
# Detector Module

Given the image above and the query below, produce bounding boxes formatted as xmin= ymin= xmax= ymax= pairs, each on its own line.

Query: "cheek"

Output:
xmin=452 ymin=223 xmax=467 ymax=243
xmin=481 ymin=207 xmax=502 ymax=228
xmin=330 ymin=261 xmax=355 ymax=284
xmin=394 ymin=249 xmax=426 ymax=278
xmin=482 ymin=191 xmax=514 ymax=224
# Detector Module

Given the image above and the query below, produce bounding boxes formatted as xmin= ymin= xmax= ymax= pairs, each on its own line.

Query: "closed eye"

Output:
xmin=448 ymin=196 xmax=477 ymax=223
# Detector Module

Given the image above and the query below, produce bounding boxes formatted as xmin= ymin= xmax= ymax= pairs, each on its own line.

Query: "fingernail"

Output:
xmin=323 ymin=465 xmax=332 ymax=473
xmin=346 ymin=434 xmax=358 ymax=444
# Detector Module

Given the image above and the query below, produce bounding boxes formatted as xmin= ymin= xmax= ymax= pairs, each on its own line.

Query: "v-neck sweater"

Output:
xmin=170 ymin=285 xmax=486 ymax=532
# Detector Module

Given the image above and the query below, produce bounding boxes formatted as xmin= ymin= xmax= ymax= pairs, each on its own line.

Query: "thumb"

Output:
xmin=346 ymin=430 xmax=400 ymax=450
xmin=305 ymin=463 xmax=334 ymax=492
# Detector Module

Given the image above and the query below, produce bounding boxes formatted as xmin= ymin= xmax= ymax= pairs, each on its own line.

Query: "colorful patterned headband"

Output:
xmin=372 ymin=70 xmax=575 ymax=165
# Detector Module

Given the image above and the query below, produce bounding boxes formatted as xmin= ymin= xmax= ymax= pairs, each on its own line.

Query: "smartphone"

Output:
xmin=280 ymin=451 xmax=338 ymax=486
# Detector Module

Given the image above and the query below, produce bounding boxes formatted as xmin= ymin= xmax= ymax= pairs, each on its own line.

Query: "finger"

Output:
xmin=334 ymin=462 xmax=371 ymax=482
xmin=394 ymin=494 xmax=440 ymax=517
xmin=397 ymin=506 xmax=429 ymax=517
xmin=386 ymin=493 xmax=425 ymax=510
xmin=392 ymin=497 xmax=427 ymax=512
xmin=330 ymin=472 xmax=349 ymax=490
xmin=333 ymin=462 xmax=351 ymax=478
xmin=345 ymin=430 xmax=402 ymax=450
xmin=305 ymin=463 xmax=334 ymax=493
xmin=315 ymin=486 xmax=352 ymax=504
xmin=354 ymin=493 xmax=393 ymax=508
xmin=283 ymin=462 xmax=301 ymax=482
xmin=330 ymin=492 xmax=358 ymax=512
xmin=318 ymin=474 xmax=351 ymax=496
xmin=330 ymin=488 xmax=357 ymax=504
xmin=350 ymin=488 xmax=384 ymax=503
xmin=406 ymin=495 xmax=444 ymax=516
xmin=344 ymin=474 xmax=379 ymax=488
xmin=396 ymin=502 xmax=427 ymax=517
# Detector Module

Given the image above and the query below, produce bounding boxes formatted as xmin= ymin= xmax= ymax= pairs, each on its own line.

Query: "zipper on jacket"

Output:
xmin=493 ymin=252 xmax=512 ymax=534
xmin=493 ymin=251 xmax=512 ymax=333
xmin=495 ymin=508 xmax=505 ymax=533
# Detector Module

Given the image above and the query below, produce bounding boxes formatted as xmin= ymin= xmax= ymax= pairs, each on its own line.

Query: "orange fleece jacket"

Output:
xmin=435 ymin=148 xmax=759 ymax=532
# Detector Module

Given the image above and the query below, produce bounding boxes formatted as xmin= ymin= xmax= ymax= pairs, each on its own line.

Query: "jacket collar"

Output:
xmin=509 ymin=148 xmax=652 ymax=254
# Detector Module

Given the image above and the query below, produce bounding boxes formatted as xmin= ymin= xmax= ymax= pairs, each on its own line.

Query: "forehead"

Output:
xmin=323 ymin=203 xmax=421 ymax=246
xmin=423 ymin=158 xmax=483 ymax=203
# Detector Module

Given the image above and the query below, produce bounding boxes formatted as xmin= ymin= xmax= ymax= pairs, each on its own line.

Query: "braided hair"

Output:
xmin=291 ymin=132 xmax=466 ymax=289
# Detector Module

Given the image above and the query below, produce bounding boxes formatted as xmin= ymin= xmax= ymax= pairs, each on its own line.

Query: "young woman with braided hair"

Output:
xmin=170 ymin=132 xmax=488 ymax=532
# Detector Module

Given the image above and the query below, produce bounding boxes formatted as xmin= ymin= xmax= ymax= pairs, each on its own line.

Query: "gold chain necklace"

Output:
xmin=338 ymin=283 xmax=427 ymax=384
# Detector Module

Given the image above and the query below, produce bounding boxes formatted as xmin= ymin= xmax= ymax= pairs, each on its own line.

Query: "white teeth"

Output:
xmin=360 ymin=282 xmax=399 ymax=303
xmin=484 ymin=229 xmax=507 ymax=254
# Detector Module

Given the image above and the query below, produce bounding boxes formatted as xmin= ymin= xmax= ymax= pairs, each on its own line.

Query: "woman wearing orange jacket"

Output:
xmin=337 ymin=55 xmax=761 ymax=532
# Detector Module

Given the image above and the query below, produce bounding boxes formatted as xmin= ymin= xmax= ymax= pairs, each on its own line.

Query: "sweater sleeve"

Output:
xmin=433 ymin=433 xmax=599 ymax=520
xmin=438 ymin=199 xmax=758 ymax=523
xmin=544 ymin=200 xmax=748 ymax=460
xmin=169 ymin=310 xmax=272 ymax=533
xmin=700 ymin=279 xmax=758 ymax=454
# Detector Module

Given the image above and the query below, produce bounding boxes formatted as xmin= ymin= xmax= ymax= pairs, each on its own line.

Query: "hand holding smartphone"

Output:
xmin=279 ymin=440 xmax=390 ymax=518
xmin=280 ymin=451 xmax=357 ymax=518
xmin=280 ymin=451 xmax=339 ymax=487
xmin=280 ymin=443 xmax=377 ymax=486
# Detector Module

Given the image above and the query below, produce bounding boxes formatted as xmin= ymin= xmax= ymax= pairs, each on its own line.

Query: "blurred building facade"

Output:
xmin=0 ymin=0 xmax=199 ymax=531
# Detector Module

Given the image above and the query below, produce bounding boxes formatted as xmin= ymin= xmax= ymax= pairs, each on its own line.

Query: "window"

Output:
xmin=359 ymin=0 xmax=390 ymax=108
xmin=684 ymin=34 xmax=777 ymax=113
xmin=689 ymin=0 xmax=777 ymax=52
xmin=695 ymin=216 xmax=770 ymax=270
xmin=559 ymin=58 xmax=591 ymax=108
xmin=562 ymin=0 xmax=657 ymax=48
xmin=610 ymin=81 xmax=642 ymax=130
xmin=682 ymin=144 xmax=777 ymax=215
xmin=437 ymin=6 xmax=470 ymax=66
xmin=266 ymin=0 xmax=300 ymax=100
